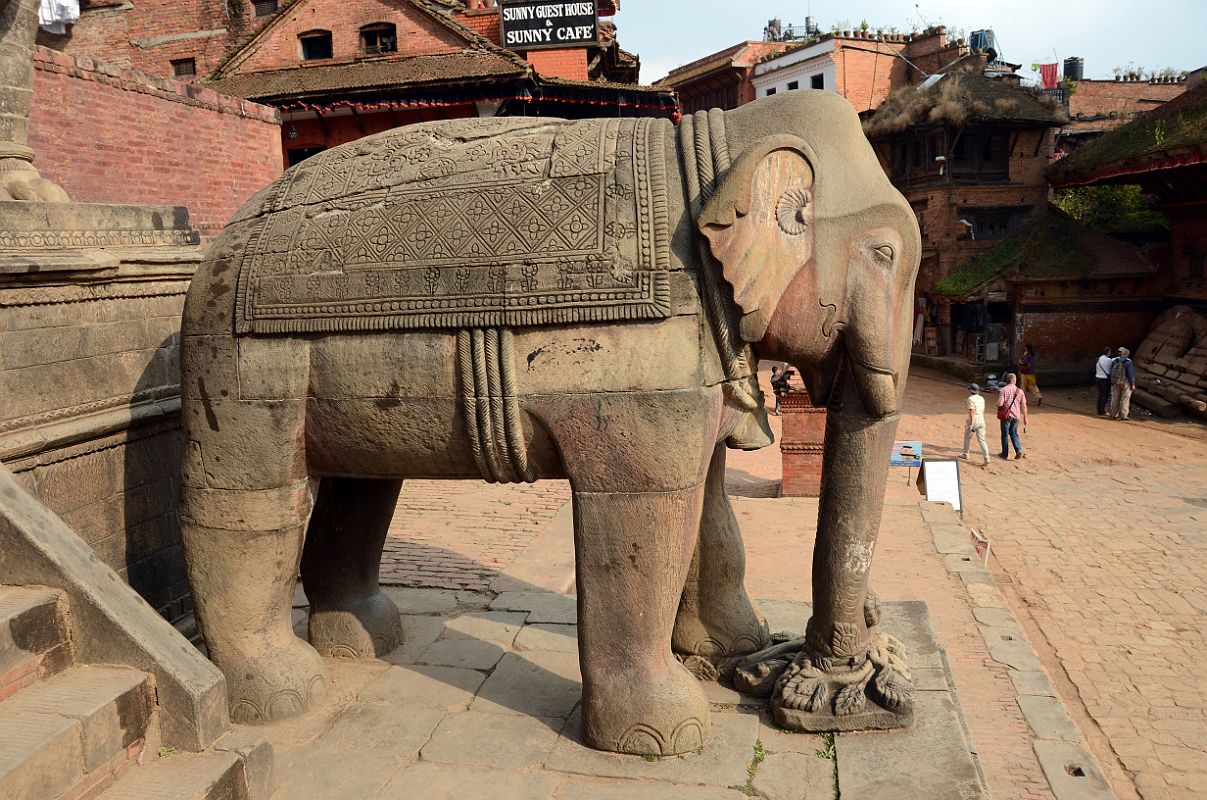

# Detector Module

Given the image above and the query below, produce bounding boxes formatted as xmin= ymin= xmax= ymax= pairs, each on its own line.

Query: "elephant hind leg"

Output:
xmin=302 ymin=477 xmax=404 ymax=658
xmin=673 ymin=445 xmax=770 ymax=662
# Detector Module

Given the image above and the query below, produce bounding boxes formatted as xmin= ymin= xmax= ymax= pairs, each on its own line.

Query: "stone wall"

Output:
xmin=1 ymin=204 xmax=203 ymax=623
xmin=26 ymin=47 xmax=282 ymax=236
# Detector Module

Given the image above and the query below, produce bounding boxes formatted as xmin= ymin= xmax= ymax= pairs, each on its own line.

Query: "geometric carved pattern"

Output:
xmin=234 ymin=116 xmax=673 ymax=334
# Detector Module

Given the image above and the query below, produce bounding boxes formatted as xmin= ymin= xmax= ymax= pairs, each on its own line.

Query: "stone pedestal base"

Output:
xmin=779 ymin=390 xmax=826 ymax=497
xmin=1 ymin=201 xmax=202 ymax=619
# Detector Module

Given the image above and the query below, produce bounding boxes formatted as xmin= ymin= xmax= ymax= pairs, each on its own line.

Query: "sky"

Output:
xmin=613 ymin=0 xmax=1207 ymax=87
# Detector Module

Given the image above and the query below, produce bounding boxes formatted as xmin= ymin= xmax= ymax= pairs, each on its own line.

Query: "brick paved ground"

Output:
xmin=896 ymin=372 xmax=1207 ymax=800
xmin=383 ymin=366 xmax=1207 ymax=799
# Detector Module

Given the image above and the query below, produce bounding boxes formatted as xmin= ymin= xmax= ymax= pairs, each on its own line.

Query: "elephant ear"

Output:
xmin=699 ymin=135 xmax=817 ymax=343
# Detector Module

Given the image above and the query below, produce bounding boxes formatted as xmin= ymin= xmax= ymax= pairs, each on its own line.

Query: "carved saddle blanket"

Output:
xmin=232 ymin=116 xmax=674 ymax=335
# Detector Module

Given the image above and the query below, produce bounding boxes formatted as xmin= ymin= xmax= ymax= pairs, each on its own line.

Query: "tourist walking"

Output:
xmin=1019 ymin=342 xmax=1042 ymax=405
xmin=769 ymin=366 xmax=783 ymax=414
xmin=1109 ymin=347 xmax=1136 ymax=420
xmin=961 ymin=383 xmax=991 ymax=466
xmin=1094 ymin=346 xmax=1114 ymax=415
xmin=997 ymin=373 xmax=1029 ymax=460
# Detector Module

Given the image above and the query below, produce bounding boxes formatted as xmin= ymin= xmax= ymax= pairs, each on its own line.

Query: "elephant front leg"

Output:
xmin=181 ymin=484 xmax=329 ymax=725
xmin=729 ymin=380 xmax=915 ymax=732
xmin=301 ymin=478 xmax=404 ymax=659
xmin=574 ymin=486 xmax=713 ymax=756
xmin=673 ymin=444 xmax=769 ymax=668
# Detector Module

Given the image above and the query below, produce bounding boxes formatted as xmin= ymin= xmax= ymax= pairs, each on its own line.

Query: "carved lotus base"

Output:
xmin=728 ymin=629 xmax=916 ymax=733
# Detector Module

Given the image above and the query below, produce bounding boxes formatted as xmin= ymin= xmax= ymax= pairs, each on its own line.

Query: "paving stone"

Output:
xmin=0 ymin=710 xmax=82 ymax=800
xmin=513 ymin=622 xmax=579 ymax=653
xmin=959 ymin=570 xmax=994 ymax=585
xmin=1032 ymin=740 xmax=1117 ymax=800
xmin=984 ymin=636 xmax=1044 ymax=673
xmin=4 ymin=665 xmax=151 ymax=772
xmin=378 ymin=762 xmax=559 ymax=799
xmin=551 ymin=776 xmax=749 ymax=799
xmin=421 ymin=710 xmax=563 ymax=769
xmin=212 ymin=727 xmax=274 ymax=800
xmin=380 ymin=615 xmax=445 ymax=666
xmin=1018 ymin=695 xmax=1082 ymax=743
xmin=877 ymin=601 xmax=944 ymax=672
xmin=1010 ymin=670 xmax=1057 ymax=698
xmin=269 ymin=745 xmax=401 ymax=800
xmin=455 ymin=591 xmax=494 ymax=610
xmin=751 ymin=751 xmax=837 ymax=800
xmin=472 ymin=651 xmax=582 ymax=718
xmin=323 ymin=658 xmax=391 ymax=704
xmin=944 ymin=553 xmax=986 ymax=573
xmin=318 ymin=702 xmax=446 ymax=759
xmin=417 ymin=638 xmax=506 ymax=671
xmin=441 ymin=611 xmax=528 ymax=645
xmin=360 ymin=664 xmax=486 ymax=711
xmin=491 ymin=591 xmax=577 ymax=624
xmin=933 ymin=531 xmax=974 ymax=555
xmin=103 ymin=750 xmax=245 ymax=800
xmin=912 ymin=666 xmax=951 ymax=691
xmin=836 ymin=690 xmax=986 ymax=799
xmin=971 ymin=607 xmax=1016 ymax=628
xmin=544 ymin=709 xmax=759 ymax=787
xmin=380 ymin=587 xmax=459 ymax=616
xmin=965 ymin=582 xmax=1008 ymax=608
xmin=756 ymin=598 xmax=810 ymax=636
xmin=757 ymin=714 xmax=831 ymax=756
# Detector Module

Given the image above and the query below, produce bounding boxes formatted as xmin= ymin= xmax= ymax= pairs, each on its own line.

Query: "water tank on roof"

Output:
xmin=1064 ymin=57 xmax=1084 ymax=81
xmin=970 ymin=29 xmax=997 ymax=56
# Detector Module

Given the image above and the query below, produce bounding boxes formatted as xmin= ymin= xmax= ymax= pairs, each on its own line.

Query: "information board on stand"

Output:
xmin=915 ymin=458 xmax=963 ymax=514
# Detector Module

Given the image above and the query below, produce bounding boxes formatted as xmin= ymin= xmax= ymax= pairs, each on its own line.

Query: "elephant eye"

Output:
xmin=873 ymin=244 xmax=895 ymax=263
xmin=775 ymin=188 xmax=811 ymax=235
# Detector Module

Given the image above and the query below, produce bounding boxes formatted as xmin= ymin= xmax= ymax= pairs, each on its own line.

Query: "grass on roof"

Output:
xmin=1057 ymin=85 xmax=1207 ymax=173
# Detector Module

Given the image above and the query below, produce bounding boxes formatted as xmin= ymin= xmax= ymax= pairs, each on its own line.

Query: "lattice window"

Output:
xmin=171 ymin=58 xmax=196 ymax=78
xmin=253 ymin=0 xmax=278 ymax=17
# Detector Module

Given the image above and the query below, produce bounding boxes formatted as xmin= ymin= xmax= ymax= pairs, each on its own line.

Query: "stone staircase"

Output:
xmin=0 ymin=585 xmax=269 ymax=800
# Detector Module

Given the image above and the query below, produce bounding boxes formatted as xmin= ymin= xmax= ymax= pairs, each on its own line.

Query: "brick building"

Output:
xmin=659 ymin=25 xmax=980 ymax=116
xmin=1056 ymin=73 xmax=1187 ymax=156
xmin=862 ymin=70 xmax=1066 ymax=363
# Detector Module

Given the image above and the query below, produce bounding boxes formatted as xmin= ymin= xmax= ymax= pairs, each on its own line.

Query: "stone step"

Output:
xmin=0 ymin=585 xmax=72 ymax=695
xmin=0 ymin=665 xmax=154 ymax=775
xmin=96 ymin=750 xmax=249 ymax=800
xmin=0 ymin=708 xmax=84 ymax=800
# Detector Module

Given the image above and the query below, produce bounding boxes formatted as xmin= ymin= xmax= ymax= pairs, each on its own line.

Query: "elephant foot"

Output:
xmin=582 ymin=661 xmax=712 ymax=756
xmin=672 ymin=599 xmax=770 ymax=676
xmin=307 ymin=591 xmax=403 ymax=659
xmin=219 ymin=637 xmax=329 ymax=725
xmin=730 ymin=629 xmax=915 ymax=733
xmin=0 ymin=157 xmax=70 ymax=202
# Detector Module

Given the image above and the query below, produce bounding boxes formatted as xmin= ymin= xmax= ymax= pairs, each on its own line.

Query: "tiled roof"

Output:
xmin=1050 ymin=79 xmax=1207 ymax=185
xmin=206 ymin=52 xmax=527 ymax=101
xmin=931 ymin=206 xmax=1154 ymax=299
xmin=657 ymin=41 xmax=788 ymax=87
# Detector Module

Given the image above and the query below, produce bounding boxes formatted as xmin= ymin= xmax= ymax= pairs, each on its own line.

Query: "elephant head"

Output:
xmin=698 ymin=91 xmax=921 ymax=720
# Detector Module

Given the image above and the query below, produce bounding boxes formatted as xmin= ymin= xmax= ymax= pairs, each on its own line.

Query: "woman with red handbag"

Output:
xmin=996 ymin=373 xmax=1029 ymax=460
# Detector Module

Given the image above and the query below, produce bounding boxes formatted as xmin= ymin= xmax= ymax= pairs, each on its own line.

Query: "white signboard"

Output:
xmin=915 ymin=458 xmax=963 ymax=513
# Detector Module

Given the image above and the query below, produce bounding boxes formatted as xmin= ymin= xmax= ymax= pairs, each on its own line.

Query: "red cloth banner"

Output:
xmin=1039 ymin=63 xmax=1059 ymax=89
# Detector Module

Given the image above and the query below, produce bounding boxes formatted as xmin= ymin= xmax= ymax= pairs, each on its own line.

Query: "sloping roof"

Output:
xmin=864 ymin=71 xmax=1066 ymax=137
xmin=1050 ymin=78 xmax=1207 ymax=186
xmin=210 ymin=0 xmax=526 ymax=81
xmin=932 ymin=207 xmax=1154 ymax=299
xmin=656 ymin=41 xmax=789 ymax=87
xmin=207 ymin=52 xmax=526 ymax=101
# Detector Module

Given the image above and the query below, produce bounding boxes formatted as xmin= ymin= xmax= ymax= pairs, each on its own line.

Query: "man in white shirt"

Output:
xmin=1094 ymin=346 xmax=1113 ymax=416
xmin=961 ymin=383 xmax=990 ymax=466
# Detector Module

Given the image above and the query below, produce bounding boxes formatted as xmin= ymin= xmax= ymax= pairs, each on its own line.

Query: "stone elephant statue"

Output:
xmin=179 ymin=90 xmax=921 ymax=755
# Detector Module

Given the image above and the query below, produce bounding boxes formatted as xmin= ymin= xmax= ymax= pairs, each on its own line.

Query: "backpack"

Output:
xmin=1110 ymin=358 xmax=1129 ymax=386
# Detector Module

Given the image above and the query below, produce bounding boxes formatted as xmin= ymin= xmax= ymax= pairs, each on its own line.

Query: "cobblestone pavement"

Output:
xmin=895 ymin=371 xmax=1207 ymax=800
xmin=383 ymin=366 xmax=1207 ymax=799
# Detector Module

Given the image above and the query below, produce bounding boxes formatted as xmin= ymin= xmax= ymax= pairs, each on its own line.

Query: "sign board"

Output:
xmin=890 ymin=441 xmax=923 ymax=467
xmin=914 ymin=458 xmax=963 ymax=513
xmin=500 ymin=1 xmax=599 ymax=50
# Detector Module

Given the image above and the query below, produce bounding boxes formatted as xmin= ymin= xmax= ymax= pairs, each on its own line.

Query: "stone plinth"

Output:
xmin=0 ymin=201 xmax=203 ymax=621
xmin=779 ymin=390 xmax=826 ymax=497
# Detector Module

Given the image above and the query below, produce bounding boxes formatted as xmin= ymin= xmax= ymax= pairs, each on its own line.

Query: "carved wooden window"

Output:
xmin=171 ymin=58 xmax=196 ymax=77
xmin=299 ymin=30 xmax=334 ymax=61
xmin=1187 ymin=246 xmax=1205 ymax=281
xmin=950 ymin=129 xmax=1010 ymax=181
xmin=253 ymin=0 xmax=278 ymax=17
xmin=360 ymin=23 xmax=398 ymax=56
